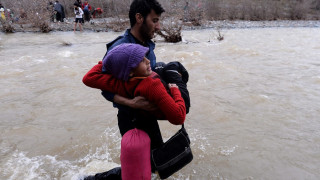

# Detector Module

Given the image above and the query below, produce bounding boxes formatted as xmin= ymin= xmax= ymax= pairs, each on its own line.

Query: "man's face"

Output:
xmin=140 ymin=10 xmax=161 ymax=41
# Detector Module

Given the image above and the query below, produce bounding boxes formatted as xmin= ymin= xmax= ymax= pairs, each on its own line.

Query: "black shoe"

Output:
xmin=84 ymin=167 xmax=121 ymax=180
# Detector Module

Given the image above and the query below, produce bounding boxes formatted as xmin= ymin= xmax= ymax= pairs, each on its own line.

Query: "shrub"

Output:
xmin=205 ymin=0 xmax=223 ymax=20
xmin=35 ymin=20 xmax=51 ymax=33
xmin=315 ymin=0 xmax=320 ymax=10
xmin=0 ymin=20 xmax=15 ymax=33
xmin=157 ymin=19 xmax=182 ymax=43
xmin=106 ymin=18 xmax=129 ymax=32
xmin=288 ymin=1 xmax=309 ymax=20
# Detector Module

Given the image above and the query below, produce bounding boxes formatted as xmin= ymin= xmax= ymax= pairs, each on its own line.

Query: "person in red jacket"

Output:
xmin=92 ymin=7 xmax=102 ymax=18
xmin=84 ymin=43 xmax=186 ymax=124
xmin=83 ymin=43 xmax=186 ymax=180
xmin=81 ymin=0 xmax=92 ymax=22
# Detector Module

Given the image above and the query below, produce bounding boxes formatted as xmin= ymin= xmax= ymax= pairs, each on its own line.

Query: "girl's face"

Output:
xmin=131 ymin=57 xmax=152 ymax=77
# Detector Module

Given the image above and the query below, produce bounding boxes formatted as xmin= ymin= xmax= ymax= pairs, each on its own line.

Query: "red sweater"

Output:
xmin=83 ymin=61 xmax=186 ymax=125
xmin=81 ymin=2 xmax=92 ymax=11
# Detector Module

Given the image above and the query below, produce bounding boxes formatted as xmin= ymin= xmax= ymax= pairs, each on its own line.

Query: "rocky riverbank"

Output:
xmin=1 ymin=18 xmax=320 ymax=33
xmin=203 ymin=20 xmax=320 ymax=29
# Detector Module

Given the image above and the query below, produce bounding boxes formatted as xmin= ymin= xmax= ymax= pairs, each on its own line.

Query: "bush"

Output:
xmin=35 ymin=20 xmax=51 ymax=33
xmin=156 ymin=19 xmax=182 ymax=43
xmin=315 ymin=0 xmax=320 ymax=10
xmin=0 ymin=20 xmax=15 ymax=33
xmin=205 ymin=0 xmax=223 ymax=20
xmin=106 ymin=18 xmax=129 ymax=32
xmin=288 ymin=1 xmax=310 ymax=20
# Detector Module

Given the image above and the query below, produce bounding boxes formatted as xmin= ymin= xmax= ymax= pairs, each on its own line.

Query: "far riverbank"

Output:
xmin=1 ymin=18 xmax=320 ymax=33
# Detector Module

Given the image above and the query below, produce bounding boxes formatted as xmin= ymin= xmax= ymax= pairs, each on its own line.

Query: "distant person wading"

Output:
xmin=73 ymin=3 xmax=83 ymax=32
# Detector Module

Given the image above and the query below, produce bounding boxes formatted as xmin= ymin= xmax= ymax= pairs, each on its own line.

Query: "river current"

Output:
xmin=0 ymin=27 xmax=320 ymax=179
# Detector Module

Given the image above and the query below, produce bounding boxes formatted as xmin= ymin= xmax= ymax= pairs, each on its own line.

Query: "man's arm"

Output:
xmin=114 ymin=95 xmax=157 ymax=111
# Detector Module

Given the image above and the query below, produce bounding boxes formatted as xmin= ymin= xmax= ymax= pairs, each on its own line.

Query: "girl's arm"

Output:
xmin=82 ymin=62 xmax=156 ymax=110
xmin=82 ymin=61 xmax=122 ymax=93
xmin=136 ymin=78 xmax=186 ymax=125
xmin=79 ymin=8 xmax=84 ymax=16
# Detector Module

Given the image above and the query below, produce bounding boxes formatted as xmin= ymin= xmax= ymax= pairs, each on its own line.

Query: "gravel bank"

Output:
xmin=204 ymin=20 xmax=320 ymax=29
xmin=1 ymin=18 xmax=320 ymax=33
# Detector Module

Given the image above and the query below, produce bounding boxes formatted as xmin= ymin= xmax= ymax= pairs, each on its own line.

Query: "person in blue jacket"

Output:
xmin=54 ymin=0 xmax=65 ymax=22
xmin=84 ymin=0 xmax=166 ymax=179
xmin=100 ymin=0 xmax=165 ymax=150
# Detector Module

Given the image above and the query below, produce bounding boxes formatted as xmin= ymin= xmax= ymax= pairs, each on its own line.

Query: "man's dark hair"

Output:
xmin=129 ymin=0 xmax=165 ymax=27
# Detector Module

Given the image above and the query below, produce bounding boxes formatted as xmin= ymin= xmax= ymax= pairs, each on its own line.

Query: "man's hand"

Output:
xmin=130 ymin=96 xmax=157 ymax=111
xmin=113 ymin=95 xmax=157 ymax=111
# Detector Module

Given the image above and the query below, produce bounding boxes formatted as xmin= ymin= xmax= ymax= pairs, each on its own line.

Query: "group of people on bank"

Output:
xmin=82 ymin=0 xmax=191 ymax=179
xmin=0 ymin=3 xmax=14 ymax=22
xmin=73 ymin=0 xmax=102 ymax=32
xmin=48 ymin=0 xmax=102 ymax=32
xmin=48 ymin=0 xmax=92 ymax=23
xmin=0 ymin=0 xmax=103 ymax=26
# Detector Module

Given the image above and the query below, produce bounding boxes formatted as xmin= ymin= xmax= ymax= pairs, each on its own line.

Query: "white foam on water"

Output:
xmin=2 ymin=151 xmax=61 ymax=180
xmin=218 ymin=145 xmax=239 ymax=156
xmin=0 ymin=127 xmax=122 ymax=180
xmin=189 ymin=128 xmax=210 ymax=153
xmin=69 ymin=160 xmax=120 ymax=180
xmin=11 ymin=56 xmax=33 ymax=64
xmin=0 ymin=118 xmax=216 ymax=180
xmin=0 ymin=147 xmax=121 ymax=180
xmin=313 ymin=76 xmax=320 ymax=84
xmin=32 ymin=58 xmax=48 ymax=64
xmin=58 ymin=51 xmax=74 ymax=58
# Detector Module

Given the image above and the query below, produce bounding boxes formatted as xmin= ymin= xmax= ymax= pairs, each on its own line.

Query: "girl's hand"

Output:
xmin=168 ymin=83 xmax=178 ymax=89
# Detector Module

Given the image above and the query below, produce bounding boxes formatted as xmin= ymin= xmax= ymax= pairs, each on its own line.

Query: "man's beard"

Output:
xmin=140 ymin=21 xmax=153 ymax=41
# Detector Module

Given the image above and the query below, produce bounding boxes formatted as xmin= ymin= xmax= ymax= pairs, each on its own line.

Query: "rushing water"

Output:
xmin=0 ymin=27 xmax=320 ymax=180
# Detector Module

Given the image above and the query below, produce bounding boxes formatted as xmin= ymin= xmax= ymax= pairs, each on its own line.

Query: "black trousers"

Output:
xmin=55 ymin=12 xmax=62 ymax=22
xmin=117 ymin=108 xmax=164 ymax=150
xmin=84 ymin=10 xmax=90 ymax=21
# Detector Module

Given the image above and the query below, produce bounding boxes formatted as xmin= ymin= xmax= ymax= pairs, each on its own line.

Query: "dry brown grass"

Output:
xmin=204 ymin=0 xmax=319 ymax=20
xmin=106 ymin=18 xmax=130 ymax=32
